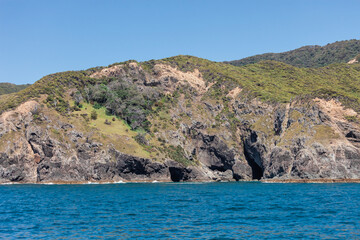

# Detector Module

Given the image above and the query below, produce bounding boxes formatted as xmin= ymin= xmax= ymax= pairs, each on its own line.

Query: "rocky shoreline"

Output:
xmin=1 ymin=178 xmax=360 ymax=185
xmin=261 ymin=178 xmax=360 ymax=183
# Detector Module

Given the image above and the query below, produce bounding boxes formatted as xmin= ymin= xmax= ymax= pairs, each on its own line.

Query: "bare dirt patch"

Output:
xmin=347 ymin=58 xmax=358 ymax=64
xmin=0 ymin=100 xmax=38 ymax=124
xmin=90 ymin=65 xmax=126 ymax=78
xmin=226 ymin=87 xmax=242 ymax=99
xmin=153 ymin=64 xmax=211 ymax=94
xmin=314 ymin=98 xmax=357 ymax=122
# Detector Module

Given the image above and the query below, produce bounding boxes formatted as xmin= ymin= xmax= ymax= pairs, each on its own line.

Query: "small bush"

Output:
xmin=72 ymin=105 xmax=81 ymax=111
xmin=91 ymin=110 xmax=98 ymax=120
xmin=344 ymin=115 xmax=359 ymax=123
xmin=165 ymin=145 xmax=194 ymax=166
xmin=93 ymin=103 xmax=101 ymax=109
xmin=134 ymin=133 xmax=148 ymax=145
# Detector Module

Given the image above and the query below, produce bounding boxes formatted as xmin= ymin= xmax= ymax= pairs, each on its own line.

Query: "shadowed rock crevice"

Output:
xmin=243 ymin=142 xmax=264 ymax=180
xmin=169 ymin=167 xmax=183 ymax=182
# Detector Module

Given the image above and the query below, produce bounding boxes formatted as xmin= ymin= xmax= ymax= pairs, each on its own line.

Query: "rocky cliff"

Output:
xmin=1 ymin=55 xmax=360 ymax=183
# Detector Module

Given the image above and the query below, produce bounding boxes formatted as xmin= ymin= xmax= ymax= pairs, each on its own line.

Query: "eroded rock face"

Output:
xmin=240 ymin=100 xmax=360 ymax=180
xmin=0 ymin=102 xmax=169 ymax=183
xmin=1 ymin=65 xmax=360 ymax=183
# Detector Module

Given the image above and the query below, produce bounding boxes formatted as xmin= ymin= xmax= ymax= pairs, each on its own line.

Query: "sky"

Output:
xmin=1 ymin=0 xmax=360 ymax=84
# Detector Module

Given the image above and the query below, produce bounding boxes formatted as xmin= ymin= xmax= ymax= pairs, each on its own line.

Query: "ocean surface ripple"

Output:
xmin=0 ymin=182 xmax=359 ymax=239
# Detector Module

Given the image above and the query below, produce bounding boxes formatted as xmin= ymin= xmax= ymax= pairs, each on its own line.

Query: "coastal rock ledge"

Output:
xmin=1 ymin=97 xmax=360 ymax=184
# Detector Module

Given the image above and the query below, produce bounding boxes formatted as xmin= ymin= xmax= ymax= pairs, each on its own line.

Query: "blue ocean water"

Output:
xmin=0 ymin=182 xmax=359 ymax=239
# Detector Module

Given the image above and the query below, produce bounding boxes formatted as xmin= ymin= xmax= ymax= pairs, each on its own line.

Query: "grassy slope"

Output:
xmin=226 ymin=39 xmax=360 ymax=68
xmin=71 ymin=102 xmax=151 ymax=158
xmin=158 ymin=55 xmax=360 ymax=110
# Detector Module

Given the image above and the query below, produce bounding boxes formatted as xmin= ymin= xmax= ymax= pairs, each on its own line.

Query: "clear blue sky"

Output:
xmin=1 ymin=0 xmax=360 ymax=84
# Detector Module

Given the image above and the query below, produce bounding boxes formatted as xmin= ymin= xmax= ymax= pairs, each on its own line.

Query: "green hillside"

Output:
xmin=226 ymin=39 xmax=360 ymax=68
xmin=1 ymin=54 xmax=360 ymax=117
xmin=0 ymin=83 xmax=31 ymax=95
xmin=160 ymin=56 xmax=360 ymax=110
xmin=0 ymin=71 xmax=92 ymax=114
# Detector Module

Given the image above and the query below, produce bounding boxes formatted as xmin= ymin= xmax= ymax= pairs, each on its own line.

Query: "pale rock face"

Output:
xmin=348 ymin=58 xmax=358 ymax=64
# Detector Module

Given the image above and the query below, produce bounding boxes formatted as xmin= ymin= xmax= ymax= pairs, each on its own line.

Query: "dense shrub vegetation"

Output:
xmin=226 ymin=39 xmax=360 ymax=68
xmin=85 ymin=79 xmax=160 ymax=131
xmin=0 ymin=71 xmax=92 ymax=114
xmin=0 ymin=83 xmax=31 ymax=95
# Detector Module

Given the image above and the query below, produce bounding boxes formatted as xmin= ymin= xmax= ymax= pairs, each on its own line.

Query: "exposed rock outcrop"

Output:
xmin=1 ymin=62 xmax=360 ymax=183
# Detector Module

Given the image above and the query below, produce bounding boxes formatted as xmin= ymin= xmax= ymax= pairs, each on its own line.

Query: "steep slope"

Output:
xmin=226 ymin=39 xmax=360 ymax=68
xmin=0 ymin=55 xmax=360 ymax=183
xmin=0 ymin=83 xmax=31 ymax=95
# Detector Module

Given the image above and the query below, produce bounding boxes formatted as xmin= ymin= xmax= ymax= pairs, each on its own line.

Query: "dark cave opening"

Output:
xmin=169 ymin=167 xmax=183 ymax=182
xmin=248 ymin=158 xmax=264 ymax=180
xmin=243 ymin=145 xmax=264 ymax=180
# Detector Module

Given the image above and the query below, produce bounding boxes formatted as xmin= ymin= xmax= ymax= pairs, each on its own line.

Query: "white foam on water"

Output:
xmin=86 ymin=181 xmax=99 ymax=184
xmin=114 ymin=180 xmax=125 ymax=184
xmin=163 ymin=181 xmax=213 ymax=185
xmin=1 ymin=182 xmax=20 ymax=185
